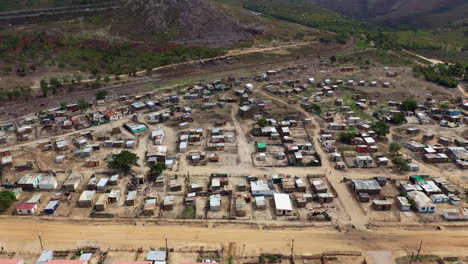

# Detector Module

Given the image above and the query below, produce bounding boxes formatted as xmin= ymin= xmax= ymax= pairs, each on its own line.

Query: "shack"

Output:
xmin=78 ymin=190 xmax=96 ymax=207
xmin=44 ymin=201 xmax=59 ymax=214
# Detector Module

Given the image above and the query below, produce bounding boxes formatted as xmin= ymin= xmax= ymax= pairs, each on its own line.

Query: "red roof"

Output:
xmin=17 ymin=203 xmax=36 ymax=210
xmin=112 ymin=261 xmax=153 ymax=264
xmin=0 ymin=259 xmax=23 ymax=264
xmin=47 ymin=261 xmax=87 ymax=264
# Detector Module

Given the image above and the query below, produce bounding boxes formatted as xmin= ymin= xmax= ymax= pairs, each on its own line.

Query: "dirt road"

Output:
xmin=0 ymin=219 xmax=466 ymax=258
xmin=257 ymin=89 xmax=369 ymax=230
xmin=402 ymin=50 xmax=445 ymax=65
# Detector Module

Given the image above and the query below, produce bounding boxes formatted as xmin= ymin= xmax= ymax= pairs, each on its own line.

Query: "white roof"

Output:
xmin=273 ymin=193 xmax=292 ymax=211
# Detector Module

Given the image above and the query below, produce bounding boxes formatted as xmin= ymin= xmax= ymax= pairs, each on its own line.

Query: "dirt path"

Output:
xmin=0 ymin=219 xmax=467 ymax=258
xmin=402 ymin=50 xmax=445 ymax=65
xmin=257 ymin=89 xmax=369 ymax=230
xmin=230 ymin=106 xmax=254 ymax=167
xmin=457 ymin=84 xmax=467 ymax=97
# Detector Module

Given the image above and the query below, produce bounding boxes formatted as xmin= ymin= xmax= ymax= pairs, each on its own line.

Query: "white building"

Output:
xmin=407 ymin=191 xmax=436 ymax=213
xmin=251 ymin=180 xmax=275 ymax=196
xmin=273 ymin=193 xmax=292 ymax=216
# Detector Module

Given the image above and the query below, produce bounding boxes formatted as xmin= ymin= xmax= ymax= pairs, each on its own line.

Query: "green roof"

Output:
xmin=414 ymin=176 xmax=425 ymax=183
xmin=257 ymin=142 xmax=267 ymax=148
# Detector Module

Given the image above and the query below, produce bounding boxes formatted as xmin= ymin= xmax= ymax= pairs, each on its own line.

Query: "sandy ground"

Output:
xmin=0 ymin=219 xmax=467 ymax=259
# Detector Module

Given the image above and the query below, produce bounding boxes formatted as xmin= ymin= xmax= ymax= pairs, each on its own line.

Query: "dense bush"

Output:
xmin=413 ymin=63 xmax=467 ymax=88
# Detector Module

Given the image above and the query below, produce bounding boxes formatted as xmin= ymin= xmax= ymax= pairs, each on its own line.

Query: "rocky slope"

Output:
xmin=111 ymin=0 xmax=261 ymax=45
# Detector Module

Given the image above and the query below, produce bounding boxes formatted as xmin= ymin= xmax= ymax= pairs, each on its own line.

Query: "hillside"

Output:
xmin=306 ymin=0 xmax=468 ymax=27
xmin=111 ymin=0 xmax=262 ymax=46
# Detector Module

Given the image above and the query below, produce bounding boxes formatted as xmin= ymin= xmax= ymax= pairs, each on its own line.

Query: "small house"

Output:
xmin=372 ymin=200 xmax=392 ymax=211
xmin=430 ymin=194 xmax=448 ymax=203
xmin=274 ymin=193 xmax=293 ymax=216
xmin=36 ymin=251 xmax=53 ymax=264
xmin=163 ymin=195 xmax=174 ymax=211
xmin=396 ymin=196 xmax=410 ymax=211
xmin=78 ymin=190 xmax=96 ymax=207
xmin=146 ymin=250 xmax=167 ymax=263
xmin=316 ymin=193 xmax=334 ymax=203
xmin=125 ymin=191 xmax=137 ymax=206
xmin=210 ymin=194 xmax=221 ymax=211
xmin=16 ymin=203 xmax=37 ymax=215
xmin=311 ymin=180 xmax=328 ymax=193
xmin=255 ymin=196 xmax=266 ymax=210
xmin=44 ymin=201 xmax=59 ymax=214
xmin=351 ymin=179 xmax=381 ymax=195
xmin=407 ymin=191 xmax=436 ymax=213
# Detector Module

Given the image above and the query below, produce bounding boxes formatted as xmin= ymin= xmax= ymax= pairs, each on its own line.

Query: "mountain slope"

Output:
xmin=111 ymin=0 xmax=262 ymax=45
xmin=307 ymin=0 xmax=468 ymax=27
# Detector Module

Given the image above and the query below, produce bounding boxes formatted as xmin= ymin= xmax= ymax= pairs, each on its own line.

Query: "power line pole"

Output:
xmin=290 ymin=239 xmax=294 ymax=259
xmin=415 ymin=241 xmax=423 ymax=261
xmin=165 ymin=235 xmax=168 ymax=260
xmin=38 ymin=233 xmax=44 ymax=251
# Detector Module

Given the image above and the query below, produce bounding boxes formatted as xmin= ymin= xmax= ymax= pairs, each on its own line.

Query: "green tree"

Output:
xmin=91 ymin=80 xmax=102 ymax=89
xmin=339 ymin=128 xmax=357 ymax=144
xmin=439 ymin=104 xmax=449 ymax=110
xmin=108 ymin=151 xmax=140 ymax=173
xmin=148 ymin=163 xmax=166 ymax=181
xmin=40 ymin=80 xmax=49 ymax=97
xmin=389 ymin=142 xmax=401 ymax=155
xmin=0 ymin=190 xmax=15 ymax=213
xmin=390 ymin=113 xmax=407 ymax=124
xmin=104 ymin=76 xmax=110 ymax=83
xmin=59 ymin=102 xmax=68 ymax=110
xmin=0 ymin=164 xmax=3 ymax=179
xmin=3 ymin=66 xmax=12 ymax=74
xmin=330 ymin=55 xmax=337 ymax=64
xmin=392 ymin=156 xmax=410 ymax=171
xmin=96 ymin=90 xmax=108 ymax=100
xmin=77 ymin=99 xmax=90 ymax=111
xmin=400 ymin=99 xmax=418 ymax=112
xmin=371 ymin=121 xmax=390 ymax=138
xmin=257 ymin=118 xmax=268 ymax=128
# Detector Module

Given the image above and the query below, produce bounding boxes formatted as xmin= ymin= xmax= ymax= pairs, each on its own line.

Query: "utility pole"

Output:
xmin=290 ymin=239 xmax=294 ymax=259
xmin=415 ymin=241 xmax=423 ymax=260
xmin=165 ymin=235 xmax=168 ymax=261
xmin=38 ymin=233 xmax=44 ymax=251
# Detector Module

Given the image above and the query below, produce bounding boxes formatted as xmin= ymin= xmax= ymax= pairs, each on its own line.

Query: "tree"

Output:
xmin=339 ymin=128 xmax=357 ymax=144
xmin=0 ymin=190 xmax=15 ymax=213
xmin=392 ymin=156 xmax=410 ymax=171
xmin=3 ymin=66 xmax=12 ymax=74
xmin=389 ymin=142 xmax=401 ymax=155
xmin=108 ymin=151 xmax=139 ymax=173
xmin=59 ymin=102 xmax=68 ymax=110
xmin=148 ymin=163 xmax=166 ymax=181
xmin=77 ymin=99 xmax=90 ymax=111
xmin=0 ymin=164 xmax=3 ymax=179
xmin=104 ymin=76 xmax=110 ymax=83
xmin=40 ymin=80 xmax=49 ymax=97
xmin=439 ymin=104 xmax=449 ymax=110
xmin=91 ymin=80 xmax=102 ymax=89
xmin=257 ymin=118 xmax=268 ymax=128
xmin=329 ymin=55 xmax=337 ymax=64
xmin=390 ymin=113 xmax=407 ymax=124
xmin=371 ymin=121 xmax=390 ymax=138
xmin=400 ymin=99 xmax=418 ymax=112
xmin=49 ymin=77 xmax=62 ymax=94
xmin=96 ymin=90 xmax=108 ymax=100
